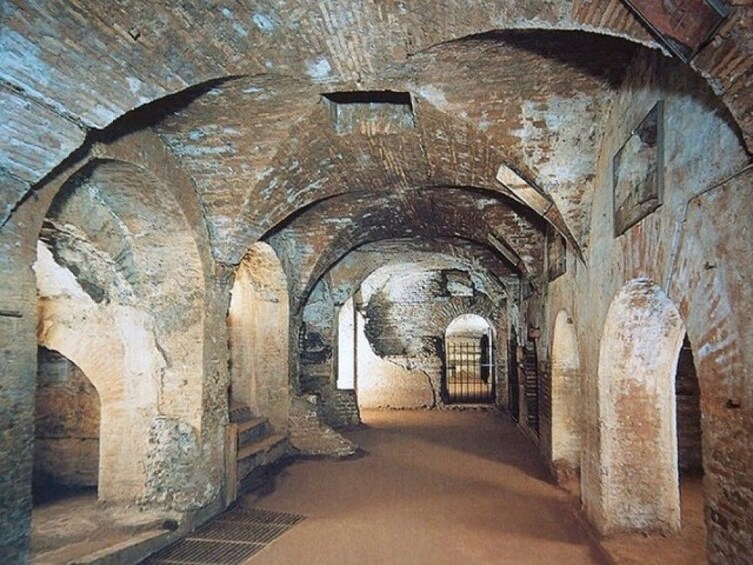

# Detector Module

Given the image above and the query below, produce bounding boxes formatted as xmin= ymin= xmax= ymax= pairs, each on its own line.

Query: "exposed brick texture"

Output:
xmin=2 ymin=4 xmax=753 ymax=564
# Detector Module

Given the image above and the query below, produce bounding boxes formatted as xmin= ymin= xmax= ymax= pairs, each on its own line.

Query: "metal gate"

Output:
xmin=444 ymin=336 xmax=495 ymax=404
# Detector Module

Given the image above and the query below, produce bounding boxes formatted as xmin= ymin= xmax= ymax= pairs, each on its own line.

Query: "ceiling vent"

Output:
xmin=322 ymin=91 xmax=414 ymax=135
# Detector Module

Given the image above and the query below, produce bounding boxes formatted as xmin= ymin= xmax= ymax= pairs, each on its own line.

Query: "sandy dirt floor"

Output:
xmin=31 ymin=408 xmax=706 ymax=564
xmin=244 ymin=409 xmax=608 ymax=565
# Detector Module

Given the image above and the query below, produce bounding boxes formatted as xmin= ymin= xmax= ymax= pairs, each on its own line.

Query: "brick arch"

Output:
xmin=294 ymin=238 xmax=515 ymax=422
xmin=28 ymin=154 xmax=211 ymax=512
xmin=43 ymin=158 xmax=207 ymax=429
xmin=664 ymin=176 xmax=751 ymax=560
xmin=596 ymin=278 xmax=686 ymax=534
xmin=278 ymin=187 xmax=544 ymax=312
xmin=3 ymin=2 xmax=751 ymax=234
xmin=351 ymin=260 xmax=509 ymax=410
xmin=432 ymin=299 xmax=503 ymax=338
xmin=0 ymin=145 xmax=213 ymax=558
xmin=227 ymin=242 xmax=290 ymax=430
xmin=34 ymin=240 xmax=163 ymax=503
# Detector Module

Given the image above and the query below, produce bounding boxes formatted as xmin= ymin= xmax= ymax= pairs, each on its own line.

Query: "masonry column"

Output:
xmin=0 ymin=194 xmax=43 ymax=563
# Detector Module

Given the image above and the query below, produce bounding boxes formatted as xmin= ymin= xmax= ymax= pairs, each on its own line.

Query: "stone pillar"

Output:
xmin=0 ymin=198 xmax=43 ymax=563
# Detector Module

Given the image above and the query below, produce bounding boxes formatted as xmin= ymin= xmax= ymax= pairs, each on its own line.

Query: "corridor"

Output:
xmin=4 ymin=4 xmax=753 ymax=563
xmin=245 ymin=410 xmax=605 ymax=565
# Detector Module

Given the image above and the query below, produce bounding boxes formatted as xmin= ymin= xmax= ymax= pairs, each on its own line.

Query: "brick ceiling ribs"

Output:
xmin=154 ymin=30 xmax=640 ymax=264
xmin=319 ymin=237 xmax=520 ymax=306
xmin=264 ymin=187 xmax=544 ymax=311
xmin=3 ymin=1 xmax=752 ymax=282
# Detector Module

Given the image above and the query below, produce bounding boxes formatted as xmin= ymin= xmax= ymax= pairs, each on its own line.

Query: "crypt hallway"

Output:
xmin=243 ymin=410 xmax=602 ymax=565
xmin=4 ymin=2 xmax=753 ymax=564
xmin=140 ymin=409 xmax=705 ymax=565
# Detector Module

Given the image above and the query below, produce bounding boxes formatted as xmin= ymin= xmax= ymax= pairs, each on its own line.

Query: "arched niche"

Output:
xmin=35 ymin=235 xmax=161 ymax=503
xmin=41 ymin=159 xmax=206 ymax=429
xmin=227 ymin=242 xmax=290 ymax=430
xmin=550 ymin=310 xmax=581 ymax=482
xmin=597 ymin=278 xmax=686 ymax=533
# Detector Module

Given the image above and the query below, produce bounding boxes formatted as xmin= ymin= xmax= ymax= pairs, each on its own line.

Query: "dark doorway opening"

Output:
xmin=443 ymin=315 xmax=495 ymax=404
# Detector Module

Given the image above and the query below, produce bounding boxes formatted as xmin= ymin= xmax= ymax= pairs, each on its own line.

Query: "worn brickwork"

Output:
xmin=676 ymin=339 xmax=703 ymax=474
xmin=359 ymin=266 xmax=507 ymax=409
xmin=34 ymin=348 xmax=100 ymax=489
xmin=543 ymin=48 xmax=753 ymax=561
xmin=296 ymin=243 xmax=518 ymax=426
xmin=0 ymin=128 xmax=228 ymax=561
xmin=2 ymin=3 xmax=753 ymax=563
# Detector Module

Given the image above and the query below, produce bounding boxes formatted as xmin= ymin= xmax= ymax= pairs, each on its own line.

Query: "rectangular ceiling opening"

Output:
xmin=322 ymin=90 xmax=415 ymax=135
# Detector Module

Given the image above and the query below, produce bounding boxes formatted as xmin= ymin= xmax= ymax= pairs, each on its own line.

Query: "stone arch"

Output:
xmin=444 ymin=314 xmax=496 ymax=404
xmin=227 ymin=242 xmax=290 ymax=430
xmin=350 ymin=262 xmax=508 ymax=410
xmin=32 ymin=157 xmax=207 ymax=506
xmin=0 ymin=142 xmax=214 ymax=558
xmin=445 ymin=313 xmax=494 ymax=338
xmin=550 ymin=309 xmax=581 ymax=483
xmin=34 ymin=237 xmax=162 ymax=502
xmin=598 ymin=278 xmax=686 ymax=533
xmin=42 ymin=159 xmax=207 ymax=428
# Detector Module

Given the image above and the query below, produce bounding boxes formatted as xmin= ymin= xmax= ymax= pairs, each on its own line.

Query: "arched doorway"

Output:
xmin=227 ymin=242 xmax=290 ymax=430
xmin=33 ymin=347 xmax=100 ymax=504
xmin=597 ymin=278 xmax=692 ymax=533
xmin=550 ymin=310 xmax=581 ymax=483
xmin=674 ymin=335 xmax=705 ymax=546
xmin=444 ymin=314 xmax=495 ymax=404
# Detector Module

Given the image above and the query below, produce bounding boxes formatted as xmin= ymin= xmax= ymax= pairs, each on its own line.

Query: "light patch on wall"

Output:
xmin=33 ymin=242 xmax=91 ymax=302
xmin=220 ymin=8 xmax=248 ymax=37
xmin=417 ymin=84 xmax=449 ymax=109
xmin=337 ymin=297 xmax=355 ymax=390
xmin=446 ymin=313 xmax=490 ymax=338
xmin=252 ymin=13 xmax=277 ymax=33
xmin=512 ymin=96 xmax=602 ymax=184
xmin=307 ymin=57 xmax=333 ymax=81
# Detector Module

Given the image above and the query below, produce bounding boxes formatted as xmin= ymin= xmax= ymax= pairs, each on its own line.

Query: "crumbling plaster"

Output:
xmin=0 ymin=128 xmax=229 ymax=561
xmin=5 ymin=1 xmax=753 ymax=231
xmin=358 ymin=264 xmax=508 ymax=410
xmin=297 ymin=242 xmax=517 ymax=426
xmin=1 ymin=3 xmax=753 ymax=563
xmin=267 ymin=187 xmax=544 ymax=313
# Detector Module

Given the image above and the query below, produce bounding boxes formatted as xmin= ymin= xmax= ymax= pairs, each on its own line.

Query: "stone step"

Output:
xmin=37 ymin=527 xmax=173 ymax=565
xmin=237 ymin=434 xmax=289 ymax=481
xmin=237 ymin=416 xmax=269 ymax=447
xmin=229 ymin=401 xmax=253 ymax=424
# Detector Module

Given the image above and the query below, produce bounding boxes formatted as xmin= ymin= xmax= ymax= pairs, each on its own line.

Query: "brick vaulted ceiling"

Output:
xmin=155 ymin=30 xmax=636 ymax=264
xmin=2 ymin=1 xmax=752 ymax=275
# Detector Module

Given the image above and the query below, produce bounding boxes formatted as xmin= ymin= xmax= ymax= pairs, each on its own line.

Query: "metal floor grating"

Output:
xmin=142 ymin=507 xmax=305 ymax=565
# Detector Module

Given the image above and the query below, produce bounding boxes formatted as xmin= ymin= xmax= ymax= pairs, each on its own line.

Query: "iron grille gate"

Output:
xmin=444 ymin=337 xmax=495 ymax=404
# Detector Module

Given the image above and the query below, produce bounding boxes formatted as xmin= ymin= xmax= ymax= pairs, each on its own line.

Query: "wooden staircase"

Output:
xmin=228 ymin=401 xmax=289 ymax=499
